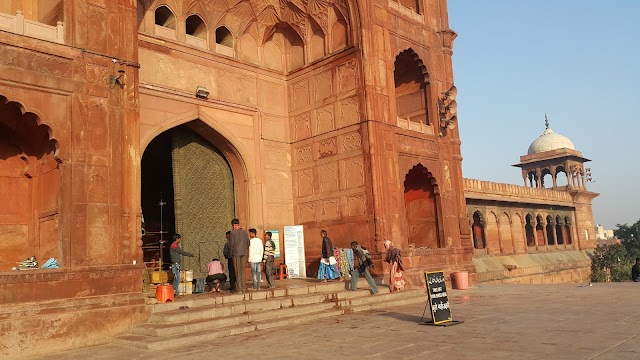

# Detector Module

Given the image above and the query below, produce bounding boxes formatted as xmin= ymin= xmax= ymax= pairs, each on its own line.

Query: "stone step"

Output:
xmin=149 ymin=289 xmax=355 ymax=324
xmin=134 ymin=301 xmax=338 ymax=337
xmin=150 ymin=279 xmax=359 ymax=314
xmin=114 ymin=308 xmax=344 ymax=351
xmin=350 ymin=294 xmax=426 ymax=313
xmin=338 ymin=289 xmax=426 ymax=309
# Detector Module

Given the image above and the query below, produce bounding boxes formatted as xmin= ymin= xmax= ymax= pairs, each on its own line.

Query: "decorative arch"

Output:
xmin=394 ymin=48 xmax=431 ymax=126
xmin=185 ymin=14 xmax=207 ymax=39
xmin=216 ymin=26 xmax=234 ymax=47
xmin=525 ymin=213 xmax=535 ymax=247
xmin=499 ymin=212 xmax=513 ymax=253
xmin=546 ymin=215 xmax=555 ymax=245
xmin=555 ymin=215 xmax=565 ymax=245
xmin=512 ymin=212 xmax=525 ymax=253
xmin=0 ymin=95 xmax=60 ymax=161
xmin=535 ymin=214 xmax=545 ymax=246
xmin=564 ymin=215 xmax=573 ymax=244
xmin=403 ymin=163 xmax=441 ymax=249
xmin=139 ymin=109 xmax=254 ymax=231
xmin=155 ymin=5 xmax=176 ymax=29
xmin=308 ymin=16 xmax=326 ymax=62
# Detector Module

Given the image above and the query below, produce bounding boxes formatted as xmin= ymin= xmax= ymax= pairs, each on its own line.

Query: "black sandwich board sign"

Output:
xmin=420 ymin=271 xmax=463 ymax=326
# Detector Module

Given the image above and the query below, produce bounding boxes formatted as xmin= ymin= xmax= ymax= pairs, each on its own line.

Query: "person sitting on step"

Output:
xmin=206 ymin=258 xmax=227 ymax=293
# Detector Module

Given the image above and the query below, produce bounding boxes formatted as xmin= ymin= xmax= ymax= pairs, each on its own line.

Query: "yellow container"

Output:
xmin=180 ymin=270 xmax=193 ymax=282
xmin=179 ymin=282 xmax=193 ymax=295
xmin=150 ymin=271 xmax=169 ymax=284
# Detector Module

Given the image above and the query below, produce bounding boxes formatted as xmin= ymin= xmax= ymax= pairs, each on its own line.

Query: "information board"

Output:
xmin=425 ymin=271 xmax=452 ymax=324
xmin=265 ymin=229 xmax=281 ymax=258
xmin=284 ymin=225 xmax=306 ymax=278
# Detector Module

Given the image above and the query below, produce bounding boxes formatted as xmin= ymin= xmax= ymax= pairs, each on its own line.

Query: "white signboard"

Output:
xmin=284 ymin=225 xmax=306 ymax=278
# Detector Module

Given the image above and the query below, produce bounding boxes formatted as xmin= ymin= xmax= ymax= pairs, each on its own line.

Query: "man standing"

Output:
xmin=229 ymin=218 xmax=249 ymax=293
xmin=350 ymin=241 xmax=379 ymax=294
xmin=263 ymin=231 xmax=276 ymax=289
xmin=632 ymin=258 xmax=640 ymax=282
xmin=248 ymin=228 xmax=264 ymax=290
xmin=223 ymin=231 xmax=236 ymax=292
xmin=170 ymin=234 xmax=193 ymax=297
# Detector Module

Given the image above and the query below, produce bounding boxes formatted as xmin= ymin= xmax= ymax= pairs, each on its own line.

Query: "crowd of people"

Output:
xmin=168 ymin=218 xmax=406 ymax=297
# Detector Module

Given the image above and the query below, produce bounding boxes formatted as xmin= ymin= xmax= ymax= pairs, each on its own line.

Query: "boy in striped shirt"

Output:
xmin=263 ymin=232 xmax=276 ymax=289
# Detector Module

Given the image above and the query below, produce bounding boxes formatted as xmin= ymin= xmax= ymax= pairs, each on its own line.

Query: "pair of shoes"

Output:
xmin=18 ymin=256 xmax=38 ymax=269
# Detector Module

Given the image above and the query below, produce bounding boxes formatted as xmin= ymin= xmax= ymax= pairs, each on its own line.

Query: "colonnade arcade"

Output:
xmin=470 ymin=209 xmax=574 ymax=254
xmin=521 ymin=161 xmax=587 ymax=190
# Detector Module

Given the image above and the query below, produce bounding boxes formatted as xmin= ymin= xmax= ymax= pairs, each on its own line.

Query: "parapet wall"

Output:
xmin=473 ymin=250 xmax=591 ymax=284
xmin=464 ymin=178 xmax=573 ymax=206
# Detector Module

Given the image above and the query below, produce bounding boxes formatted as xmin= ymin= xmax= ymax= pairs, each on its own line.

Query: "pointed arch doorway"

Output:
xmin=141 ymin=122 xmax=235 ymax=277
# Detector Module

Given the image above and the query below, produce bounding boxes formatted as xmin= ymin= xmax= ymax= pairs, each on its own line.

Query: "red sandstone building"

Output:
xmin=0 ymin=0 xmax=597 ymax=357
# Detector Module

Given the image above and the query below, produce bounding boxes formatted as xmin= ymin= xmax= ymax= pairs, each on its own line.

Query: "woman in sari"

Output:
xmin=384 ymin=240 xmax=405 ymax=292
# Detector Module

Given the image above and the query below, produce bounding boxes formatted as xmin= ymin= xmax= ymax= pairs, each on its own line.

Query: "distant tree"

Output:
xmin=590 ymin=243 xmax=633 ymax=282
xmin=614 ymin=219 xmax=640 ymax=258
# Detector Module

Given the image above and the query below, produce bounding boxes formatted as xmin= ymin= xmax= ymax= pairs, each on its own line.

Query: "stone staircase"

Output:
xmin=113 ymin=281 xmax=425 ymax=351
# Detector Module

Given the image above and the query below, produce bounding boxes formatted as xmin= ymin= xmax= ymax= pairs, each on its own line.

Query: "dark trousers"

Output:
xmin=264 ymin=255 xmax=275 ymax=288
xmin=206 ymin=273 xmax=227 ymax=291
xmin=233 ymin=255 xmax=247 ymax=293
xmin=227 ymin=258 xmax=236 ymax=290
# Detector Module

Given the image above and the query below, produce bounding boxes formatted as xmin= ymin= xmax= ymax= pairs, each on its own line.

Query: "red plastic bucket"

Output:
xmin=452 ymin=272 xmax=469 ymax=290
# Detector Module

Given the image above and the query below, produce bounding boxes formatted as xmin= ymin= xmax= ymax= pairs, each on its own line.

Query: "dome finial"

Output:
xmin=545 ymin=113 xmax=550 ymax=129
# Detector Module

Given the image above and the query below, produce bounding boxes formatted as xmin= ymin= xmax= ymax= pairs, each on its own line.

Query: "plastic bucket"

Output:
xmin=452 ymin=271 xmax=469 ymax=290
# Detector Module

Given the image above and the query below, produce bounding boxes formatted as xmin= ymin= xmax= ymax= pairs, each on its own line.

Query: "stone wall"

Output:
xmin=474 ymin=251 xmax=591 ymax=284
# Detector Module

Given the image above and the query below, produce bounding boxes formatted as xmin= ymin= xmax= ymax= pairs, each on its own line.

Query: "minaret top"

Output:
xmin=545 ymin=113 xmax=549 ymax=129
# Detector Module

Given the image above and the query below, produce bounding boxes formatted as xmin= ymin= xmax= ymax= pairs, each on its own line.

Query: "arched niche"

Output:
xmin=403 ymin=164 xmax=441 ymax=249
xmin=264 ymin=23 xmax=305 ymax=73
xmin=216 ymin=26 xmax=234 ymax=47
xmin=555 ymin=215 xmax=564 ymax=245
xmin=155 ymin=5 xmax=175 ymax=29
xmin=525 ymin=213 xmax=535 ymax=247
xmin=536 ymin=215 xmax=545 ymax=246
xmin=330 ymin=7 xmax=348 ymax=53
xmin=394 ymin=49 xmax=431 ymax=126
xmin=0 ymin=95 xmax=61 ymax=270
xmin=186 ymin=14 xmax=207 ymax=39
xmin=308 ymin=17 xmax=326 ymax=62
xmin=472 ymin=210 xmax=486 ymax=249
xmin=546 ymin=215 xmax=555 ymax=245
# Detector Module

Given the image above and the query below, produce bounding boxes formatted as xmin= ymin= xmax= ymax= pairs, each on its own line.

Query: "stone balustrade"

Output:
xmin=464 ymin=178 xmax=573 ymax=205
xmin=0 ymin=11 xmax=64 ymax=44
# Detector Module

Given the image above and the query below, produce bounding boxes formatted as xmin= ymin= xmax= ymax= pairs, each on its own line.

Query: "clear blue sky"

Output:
xmin=448 ymin=0 xmax=640 ymax=229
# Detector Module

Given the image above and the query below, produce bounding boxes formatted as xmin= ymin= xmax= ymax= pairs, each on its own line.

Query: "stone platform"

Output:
xmin=28 ymin=283 xmax=640 ymax=360
xmin=114 ymin=277 xmax=425 ymax=351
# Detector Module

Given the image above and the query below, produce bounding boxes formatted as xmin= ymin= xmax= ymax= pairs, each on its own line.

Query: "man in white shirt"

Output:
xmin=248 ymin=228 xmax=264 ymax=290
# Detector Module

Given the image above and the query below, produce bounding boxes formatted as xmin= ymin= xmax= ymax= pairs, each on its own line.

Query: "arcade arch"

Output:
xmin=0 ymin=95 xmax=60 ymax=270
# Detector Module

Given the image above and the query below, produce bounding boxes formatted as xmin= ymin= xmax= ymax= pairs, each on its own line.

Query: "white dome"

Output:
xmin=527 ymin=127 xmax=575 ymax=155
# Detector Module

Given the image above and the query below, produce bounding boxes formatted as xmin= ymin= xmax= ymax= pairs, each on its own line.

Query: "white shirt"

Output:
xmin=248 ymin=237 xmax=264 ymax=263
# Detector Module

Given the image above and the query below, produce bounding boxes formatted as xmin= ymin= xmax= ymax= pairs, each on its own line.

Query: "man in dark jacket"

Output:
xmin=229 ymin=218 xmax=250 ymax=293
xmin=170 ymin=234 xmax=193 ymax=297
xmin=350 ymin=241 xmax=379 ymax=294
xmin=223 ymin=231 xmax=236 ymax=291
xmin=632 ymin=258 xmax=640 ymax=282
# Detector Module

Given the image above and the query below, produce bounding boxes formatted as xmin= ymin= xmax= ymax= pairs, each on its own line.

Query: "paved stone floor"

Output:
xmin=30 ymin=283 xmax=640 ymax=360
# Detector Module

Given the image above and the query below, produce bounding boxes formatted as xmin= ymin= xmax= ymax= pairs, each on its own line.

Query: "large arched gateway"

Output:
xmin=141 ymin=121 xmax=236 ymax=277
